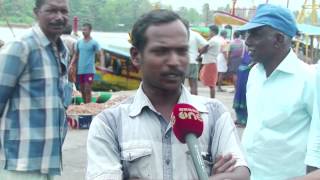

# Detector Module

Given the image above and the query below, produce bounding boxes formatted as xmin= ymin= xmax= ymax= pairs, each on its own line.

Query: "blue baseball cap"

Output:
xmin=238 ymin=4 xmax=298 ymax=37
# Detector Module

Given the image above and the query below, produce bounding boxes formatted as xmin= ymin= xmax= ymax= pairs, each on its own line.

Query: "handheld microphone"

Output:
xmin=171 ymin=103 xmax=209 ymax=180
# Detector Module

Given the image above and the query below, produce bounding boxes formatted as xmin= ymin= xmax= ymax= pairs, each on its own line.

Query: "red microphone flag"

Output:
xmin=171 ymin=103 xmax=204 ymax=143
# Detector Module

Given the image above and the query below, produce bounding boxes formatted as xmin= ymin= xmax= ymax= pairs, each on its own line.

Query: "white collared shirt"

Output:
xmin=86 ymin=85 xmax=248 ymax=180
xmin=305 ymin=63 xmax=320 ymax=169
xmin=202 ymin=35 xmax=224 ymax=64
xmin=242 ymin=50 xmax=318 ymax=180
xmin=188 ymin=30 xmax=207 ymax=64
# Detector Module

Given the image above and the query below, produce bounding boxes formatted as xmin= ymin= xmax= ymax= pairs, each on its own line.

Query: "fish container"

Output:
xmin=67 ymin=115 xmax=93 ymax=129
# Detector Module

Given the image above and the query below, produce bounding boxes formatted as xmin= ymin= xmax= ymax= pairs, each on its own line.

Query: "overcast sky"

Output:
xmin=150 ymin=0 xmax=305 ymax=13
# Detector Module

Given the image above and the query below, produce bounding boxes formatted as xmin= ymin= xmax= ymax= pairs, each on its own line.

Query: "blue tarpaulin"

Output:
xmin=297 ymin=24 xmax=320 ymax=36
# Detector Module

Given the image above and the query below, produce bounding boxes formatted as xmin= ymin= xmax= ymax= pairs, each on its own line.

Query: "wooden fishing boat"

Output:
xmin=93 ymin=10 xmax=249 ymax=91
xmin=94 ymin=44 xmax=141 ymax=90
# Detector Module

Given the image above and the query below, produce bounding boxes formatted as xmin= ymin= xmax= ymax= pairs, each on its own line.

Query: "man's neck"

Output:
xmin=84 ymin=36 xmax=91 ymax=41
xmin=263 ymin=49 xmax=290 ymax=77
xmin=45 ymin=34 xmax=59 ymax=44
xmin=144 ymin=87 xmax=181 ymax=105
xmin=142 ymin=84 xmax=181 ymax=120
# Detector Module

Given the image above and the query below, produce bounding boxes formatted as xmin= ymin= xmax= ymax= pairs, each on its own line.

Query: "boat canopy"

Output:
xmin=213 ymin=11 xmax=248 ymax=26
xmin=297 ymin=23 xmax=320 ymax=36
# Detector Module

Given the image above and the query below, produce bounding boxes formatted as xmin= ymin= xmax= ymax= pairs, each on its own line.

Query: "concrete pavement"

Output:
xmin=56 ymin=85 xmax=243 ymax=180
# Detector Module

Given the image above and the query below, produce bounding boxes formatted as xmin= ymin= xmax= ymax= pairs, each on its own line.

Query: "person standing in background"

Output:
xmin=186 ymin=29 xmax=207 ymax=95
xmin=199 ymin=25 xmax=222 ymax=98
xmin=61 ymin=24 xmax=77 ymax=57
xmin=217 ymin=30 xmax=229 ymax=92
xmin=61 ymin=24 xmax=77 ymax=82
xmin=0 ymin=0 xmax=72 ymax=179
xmin=70 ymin=23 xmax=104 ymax=103
xmin=233 ymin=49 xmax=252 ymax=127
xmin=228 ymin=31 xmax=245 ymax=90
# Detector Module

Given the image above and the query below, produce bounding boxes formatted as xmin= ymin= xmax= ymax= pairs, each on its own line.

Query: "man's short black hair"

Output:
xmin=220 ymin=30 xmax=228 ymax=38
xmin=83 ymin=23 xmax=92 ymax=30
xmin=35 ymin=0 xmax=46 ymax=9
xmin=233 ymin=31 xmax=241 ymax=38
xmin=209 ymin=25 xmax=219 ymax=35
xmin=131 ymin=9 xmax=189 ymax=52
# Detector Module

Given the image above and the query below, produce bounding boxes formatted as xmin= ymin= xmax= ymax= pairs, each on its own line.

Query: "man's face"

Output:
xmin=245 ymin=26 xmax=278 ymax=63
xmin=35 ymin=0 xmax=69 ymax=40
xmin=82 ymin=26 xmax=91 ymax=37
xmin=132 ymin=20 xmax=189 ymax=92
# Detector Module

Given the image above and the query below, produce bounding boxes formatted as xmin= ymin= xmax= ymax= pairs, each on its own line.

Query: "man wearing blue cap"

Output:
xmin=238 ymin=4 xmax=319 ymax=180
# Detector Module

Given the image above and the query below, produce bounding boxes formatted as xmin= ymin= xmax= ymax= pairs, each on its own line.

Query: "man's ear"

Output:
xmin=33 ymin=8 xmax=39 ymax=16
xmin=130 ymin=47 xmax=141 ymax=68
xmin=274 ymin=33 xmax=285 ymax=48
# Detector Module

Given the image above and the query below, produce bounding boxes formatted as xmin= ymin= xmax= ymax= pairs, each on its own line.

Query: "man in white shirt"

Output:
xmin=291 ymin=64 xmax=320 ymax=180
xmin=199 ymin=25 xmax=223 ymax=98
xmin=217 ymin=30 xmax=229 ymax=92
xmin=186 ymin=29 xmax=207 ymax=95
xmin=86 ymin=9 xmax=250 ymax=180
xmin=238 ymin=4 xmax=319 ymax=180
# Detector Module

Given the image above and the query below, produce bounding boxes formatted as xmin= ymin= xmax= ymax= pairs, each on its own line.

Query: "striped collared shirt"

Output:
xmin=86 ymin=85 xmax=248 ymax=180
xmin=0 ymin=24 xmax=72 ymax=175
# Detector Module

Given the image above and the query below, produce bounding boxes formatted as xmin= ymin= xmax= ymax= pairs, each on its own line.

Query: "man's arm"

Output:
xmin=69 ymin=51 xmax=78 ymax=67
xmin=211 ymin=166 xmax=250 ymax=180
xmin=86 ymin=111 xmax=123 ymax=180
xmin=221 ymin=43 xmax=229 ymax=62
xmin=212 ymin=154 xmax=236 ymax=173
xmin=0 ymin=41 xmax=27 ymax=117
xmin=210 ymin=105 xmax=250 ymax=180
xmin=69 ymin=41 xmax=79 ymax=67
xmin=304 ymin=68 xmax=320 ymax=174
xmin=98 ymin=49 xmax=105 ymax=67
xmin=94 ymin=41 xmax=105 ymax=67
xmin=198 ymin=44 xmax=209 ymax=55
xmin=290 ymin=169 xmax=320 ymax=180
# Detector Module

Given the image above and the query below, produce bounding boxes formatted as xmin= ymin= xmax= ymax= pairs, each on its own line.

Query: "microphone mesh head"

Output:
xmin=171 ymin=103 xmax=204 ymax=143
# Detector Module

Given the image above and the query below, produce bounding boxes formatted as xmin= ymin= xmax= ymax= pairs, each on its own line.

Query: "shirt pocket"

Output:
xmin=121 ymin=145 xmax=153 ymax=179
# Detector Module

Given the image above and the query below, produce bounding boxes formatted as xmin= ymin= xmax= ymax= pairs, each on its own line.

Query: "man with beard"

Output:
xmin=238 ymin=4 xmax=319 ymax=180
xmin=0 ymin=0 xmax=72 ymax=179
xmin=86 ymin=9 xmax=250 ymax=180
xmin=70 ymin=23 xmax=104 ymax=103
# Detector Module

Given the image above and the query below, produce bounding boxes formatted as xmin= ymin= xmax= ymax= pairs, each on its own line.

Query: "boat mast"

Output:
xmin=231 ymin=0 xmax=237 ymax=15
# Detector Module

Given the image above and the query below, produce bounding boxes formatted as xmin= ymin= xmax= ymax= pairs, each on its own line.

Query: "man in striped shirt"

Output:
xmin=0 ymin=0 xmax=72 ymax=179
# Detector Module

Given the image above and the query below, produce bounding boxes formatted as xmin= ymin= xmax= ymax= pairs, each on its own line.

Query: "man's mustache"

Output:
xmin=49 ymin=21 xmax=66 ymax=26
xmin=161 ymin=69 xmax=185 ymax=77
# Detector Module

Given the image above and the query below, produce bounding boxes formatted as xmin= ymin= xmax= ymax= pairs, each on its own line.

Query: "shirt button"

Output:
xmin=165 ymin=134 xmax=169 ymax=139
xmin=166 ymin=159 xmax=170 ymax=165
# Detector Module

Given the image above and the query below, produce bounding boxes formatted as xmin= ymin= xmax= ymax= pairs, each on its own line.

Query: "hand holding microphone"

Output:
xmin=171 ymin=103 xmax=209 ymax=180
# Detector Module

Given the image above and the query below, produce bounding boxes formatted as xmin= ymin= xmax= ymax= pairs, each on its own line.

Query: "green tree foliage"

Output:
xmin=0 ymin=0 xmax=34 ymax=24
xmin=0 ymin=0 xmax=206 ymax=31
